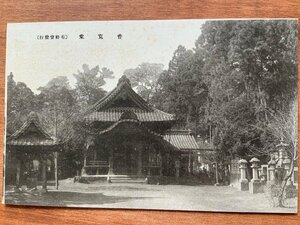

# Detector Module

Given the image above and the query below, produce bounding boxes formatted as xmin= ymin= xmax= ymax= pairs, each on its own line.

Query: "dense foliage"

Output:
xmin=150 ymin=20 xmax=298 ymax=164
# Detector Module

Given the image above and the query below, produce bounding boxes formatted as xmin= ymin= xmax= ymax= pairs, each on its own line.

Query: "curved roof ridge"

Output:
xmin=98 ymin=119 xmax=163 ymax=137
xmin=165 ymin=129 xmax=192 ymax=134
xmin=87 ymin=80 xmax=152 ymax=113
xmin=153 ymin=108 xmax=175 ymax=119
xmin=10 ymin=112 xmax=53 ymax=140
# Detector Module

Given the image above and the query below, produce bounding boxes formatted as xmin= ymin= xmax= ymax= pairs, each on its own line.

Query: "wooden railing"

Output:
xmin=85 ymin=160 xmax=109 ymax=168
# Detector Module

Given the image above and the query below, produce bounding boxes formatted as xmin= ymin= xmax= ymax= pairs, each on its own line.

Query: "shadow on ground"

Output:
xmin=5 ymin=191 xmax=154 ymax=207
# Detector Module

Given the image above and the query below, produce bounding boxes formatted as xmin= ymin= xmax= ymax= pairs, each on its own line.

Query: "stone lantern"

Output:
xmin=238 ymin=159 xmax=248 ymax=191
xmin=267 ymin=158 xmax=276 ymax=183
xmin=276 ymin=137 xmax=289 ymax=168
xmin=249 ymin=157 xmax=262 ymax=194
xmin=250 ymin=158 xmax=260 ymax=181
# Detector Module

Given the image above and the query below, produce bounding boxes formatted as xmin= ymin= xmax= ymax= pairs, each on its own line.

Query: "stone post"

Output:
xmin=238 ymin=159 xmax=248 ymax=191
xmin=267 ymin=159 xmax=276 ymax=183
xmin=249 ymin=157 xmax=262 ymax=194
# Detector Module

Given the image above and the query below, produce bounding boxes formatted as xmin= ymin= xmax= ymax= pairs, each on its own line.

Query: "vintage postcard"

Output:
xmin=2 ymin=19 xmax=298 ymax=213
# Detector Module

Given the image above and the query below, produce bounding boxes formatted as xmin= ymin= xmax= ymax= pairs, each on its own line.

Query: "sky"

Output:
xmin=6 ymin=19 xmax=206 ymax=93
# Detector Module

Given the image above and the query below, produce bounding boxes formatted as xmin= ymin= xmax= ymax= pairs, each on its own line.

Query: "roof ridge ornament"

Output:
xmin=28 ymin=111 xmax=39 ymax=122
xmin=118 ymin=75 xmax=131 ymax=87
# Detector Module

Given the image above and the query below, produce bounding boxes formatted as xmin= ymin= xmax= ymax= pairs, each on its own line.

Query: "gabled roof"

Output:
xmin=84 ymin=75 xmax=175 ymax=122
xmin=89 ymin=75 xmax=152 ymax=112
xmin=7 ymin=112 xmax=60 ymax=147
xmin=163 ymin=130 xmax=200 ymax=151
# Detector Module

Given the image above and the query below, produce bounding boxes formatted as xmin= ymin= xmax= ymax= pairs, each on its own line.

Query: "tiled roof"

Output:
xmin=7 ymin=112 xmax=60 ymax=147
xmin=163 ymin=130 xmax=200 ymax=151
xmin=84 ymin=75 xmax=175 ymax=123
xmin=7 ymin=139 xmax=60 ymax=146
xmin=84 ymin=107 xmax=174 ymax=122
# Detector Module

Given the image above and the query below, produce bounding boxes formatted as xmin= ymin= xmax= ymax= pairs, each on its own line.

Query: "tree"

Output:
xmin=100 ymin=67 xmax=115 ymax=79
xmin=152 ymin=45 xmax=207 ymax=134
xmin=36 ymin=76 xmax=77 ymax=141
xmin=267 ymin=99 xmax=298 ymax=207
xmin=194 ymin=20 xmax=298 ymax=165
xmin=124 ymin=63 xmax=164 ymax=102
xmin=6 ymin=72 xmax=37 ymax=133
xmin=73 ymin=64 xmax=114 ymax=107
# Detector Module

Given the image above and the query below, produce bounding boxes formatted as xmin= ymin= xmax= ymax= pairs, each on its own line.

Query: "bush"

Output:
xmin=264 ymin=182 xmax=297 ymax=208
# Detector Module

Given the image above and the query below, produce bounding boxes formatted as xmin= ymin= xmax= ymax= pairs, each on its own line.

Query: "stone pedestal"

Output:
xmin=249 ymin=180 xmax=262 ymax=194
xmin=239 ymin=179 xmax=249 ymax=191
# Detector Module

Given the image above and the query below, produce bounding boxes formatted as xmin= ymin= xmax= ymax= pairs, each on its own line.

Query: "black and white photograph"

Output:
xmin=2 ymin=19 xmax=298 ymax=213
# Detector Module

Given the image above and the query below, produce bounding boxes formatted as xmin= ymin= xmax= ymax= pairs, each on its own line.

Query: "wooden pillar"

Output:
xmin=215 ymin=162 xmax=219 ymax=185
xmin=137 ymin=147 xmax=142 ymax=177
xmin=15 ymin=159 xmax=22 ymax=189
xmin=81 ymin=149 xmax=87 ymax=176
xmin=94 ymin=149 xmax=100 ymax=175
xmin=175 ymin=159 xmax=180 ymax=179
xmin=41 ymin=157 xmax=47 ymax=191
xmin=159 ymin=151 xmax=163 ymax=177
xmin=54 ymin=152 xmax=58 ymax=190
xmin=108 ymin=148 xmax=114 ymax=175
xmin=84 ymin=152 xmax=87 ymax=167
xmin=188 ymin=153 xmax=191 ymax=175
xmin=148 ymin=149 xmax=151 ymax=176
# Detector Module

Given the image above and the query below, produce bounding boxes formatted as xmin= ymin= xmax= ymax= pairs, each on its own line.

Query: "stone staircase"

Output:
xmin=108 ymin=175 xmax=147 ymax=184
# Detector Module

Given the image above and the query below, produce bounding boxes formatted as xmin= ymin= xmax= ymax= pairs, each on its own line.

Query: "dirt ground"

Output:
xmin=3 ymin=178 xmax=297 ymax=213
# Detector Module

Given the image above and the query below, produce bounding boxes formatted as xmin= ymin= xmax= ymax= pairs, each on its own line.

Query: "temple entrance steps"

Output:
xmin=74 ymin=175 xmax=147 ymax=184
xmin=109 ymin=175 xmax=147 ymax=184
